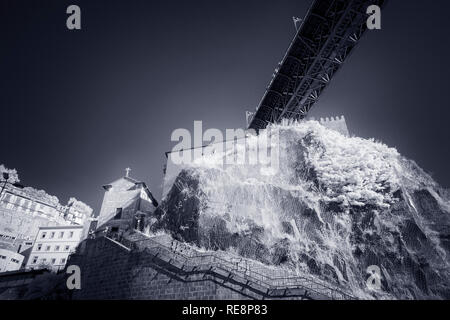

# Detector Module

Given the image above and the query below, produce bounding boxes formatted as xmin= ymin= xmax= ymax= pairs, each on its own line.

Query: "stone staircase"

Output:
xmin=108 ymin=231 xmax=355 ymax=300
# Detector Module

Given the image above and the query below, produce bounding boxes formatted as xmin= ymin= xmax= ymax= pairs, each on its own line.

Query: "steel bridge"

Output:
xmin=248 ymin=0 xmax=386 ymax=131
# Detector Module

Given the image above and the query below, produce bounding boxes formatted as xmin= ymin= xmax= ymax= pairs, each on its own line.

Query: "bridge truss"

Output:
xmin=248 ymin=0 xmax=386 ymax=131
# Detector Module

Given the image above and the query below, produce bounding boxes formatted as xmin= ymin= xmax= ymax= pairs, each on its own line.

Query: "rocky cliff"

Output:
xmin=152 ymin=121 xmax=450 ymax=299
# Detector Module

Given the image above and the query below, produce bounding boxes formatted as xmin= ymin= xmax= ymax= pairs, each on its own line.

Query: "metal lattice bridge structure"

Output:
xmin=248 ymin=0 xmax=386 ymax=131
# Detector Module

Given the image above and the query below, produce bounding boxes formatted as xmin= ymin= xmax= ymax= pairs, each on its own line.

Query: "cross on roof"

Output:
xmin=125 ymin=167 xmax=131 ymax=177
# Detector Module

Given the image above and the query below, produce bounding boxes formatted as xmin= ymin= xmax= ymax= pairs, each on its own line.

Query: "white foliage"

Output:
xmin=0 ymin=164 xmax=20 ymax=184
xmin=169 ymin=120 xmax=448 ymax=299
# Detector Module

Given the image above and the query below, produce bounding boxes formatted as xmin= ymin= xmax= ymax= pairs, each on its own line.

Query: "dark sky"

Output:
xmin=1 ymin=0 xmax=450 ymax=215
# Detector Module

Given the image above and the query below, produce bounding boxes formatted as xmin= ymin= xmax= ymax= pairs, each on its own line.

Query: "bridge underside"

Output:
xmin=248 ymin=0 xmax=386 ymax=131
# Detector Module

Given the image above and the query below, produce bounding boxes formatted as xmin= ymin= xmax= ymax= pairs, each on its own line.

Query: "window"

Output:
xmin=0 ymin=255 xmax=6 ymax=260
xmin=11 ymin=258 xmax=19 ymax=263
xmin=41 ymin=232 xmax=47 ymax=239
xmin=36 ymin=244 xmax=42 ymax=251
xmin=65 ymin=245 xmax=70 ymax=251
xmin=45 ymin=246 xmax=51 ymax=251
xmin=59 ymin=232 xmax=64 ymax=238
xmin=60 ymin=258 xmax=66 ymax=264
xmin=41 ymin=258 xmax=47 ymax=263
xmin=32 ymin=256 xmax=38 ymax=264
xmin=51 ymin=258 xmax=56 ymax=264
xmin=114 ymin=208 xmax=122 ymax=219
xmin=69 ymin=231 xmax=74 ymax=238
xmin=50 ymin=232 xmax=55 ymax=239
xmin=55 ymin=245 xmax=60 ymax=251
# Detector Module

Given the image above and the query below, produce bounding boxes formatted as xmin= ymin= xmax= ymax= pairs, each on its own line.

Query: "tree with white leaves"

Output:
xmin=0 ymin=164 xmax=20 ymax=184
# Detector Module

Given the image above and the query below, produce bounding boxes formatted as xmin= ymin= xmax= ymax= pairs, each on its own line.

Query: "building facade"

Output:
xmin=0 ymin=248 xmax=24 ymax=273
xmin=96 ymin=172 xmax=158 ymax=236
xmin=0 ymin=183 xmax=69 ymax=242
xmin=25 ymin=225 xmax=84 ymax=271
xmin=0 ymin=180 xmax=93 ymax=256
xmin=63 ymin=198 xmax=93 ymax=226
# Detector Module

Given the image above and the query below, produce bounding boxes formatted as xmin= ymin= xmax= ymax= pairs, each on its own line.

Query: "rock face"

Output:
xmin=151 ymin=121 xmax=450 ymax=299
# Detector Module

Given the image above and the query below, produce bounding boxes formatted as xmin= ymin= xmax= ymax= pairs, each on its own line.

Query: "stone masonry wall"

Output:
xmin=69 ymin=237 xmax=248 ymax=300
xmin=67 ymin=232 xmax=353 ymax=300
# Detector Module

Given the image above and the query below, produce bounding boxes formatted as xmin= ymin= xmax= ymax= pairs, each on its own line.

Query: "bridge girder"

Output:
xmin=248 ymin=0 xmax=387 ymax=131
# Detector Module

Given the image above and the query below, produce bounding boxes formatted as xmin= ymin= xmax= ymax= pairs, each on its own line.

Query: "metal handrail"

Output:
xmin=111 ymin=234 xmax=355 ymax=300
xmin=146 ymin=246 xmax=336 ymax=299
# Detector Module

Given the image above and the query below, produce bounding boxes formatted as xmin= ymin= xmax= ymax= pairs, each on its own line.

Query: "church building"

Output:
xmin=96 ymin=169 xmax=158 ymax=237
